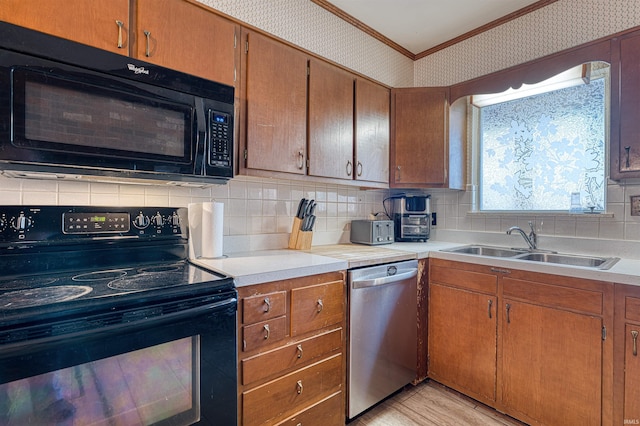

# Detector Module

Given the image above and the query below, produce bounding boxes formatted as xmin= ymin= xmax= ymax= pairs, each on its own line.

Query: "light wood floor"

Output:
xmin=348 ymin=380 xmax=527 ymax=426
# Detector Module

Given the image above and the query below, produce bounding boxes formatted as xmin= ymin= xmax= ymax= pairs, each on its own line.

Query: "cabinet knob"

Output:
xmin=296 ymin=380 xmax=303 ymax=394
xmin=263 ymin=324 xmax=270 ymax=340
xmin=296 ymin=344 xmax=303 ymax=359
xmin=316 ymin=299 xmax=324 ymax=313
xmin=263 ymin=297 xmax=271 ymax=312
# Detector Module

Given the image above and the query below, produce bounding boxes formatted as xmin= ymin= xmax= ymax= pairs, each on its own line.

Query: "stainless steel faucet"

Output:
xmin=506 ymin=221 xmax=537 ymax=250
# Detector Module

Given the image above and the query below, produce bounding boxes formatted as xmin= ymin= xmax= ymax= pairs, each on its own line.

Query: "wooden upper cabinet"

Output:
xmin=135 ymin=0 xmax=237 ymax=86
xmin=390 ymin=87 xmax=450 ymax=188
xmin=611 ymin=30 xmax=640 ymax=179
xmin=242 ymin=30 xmax=308 ymax=175
xmin=308 ymin=59 xmax=354 ymax=180
xmin=355 ymin=79 xmax=389 ymax=184
xmin=0 ymin=0 xmax=131 ymax=54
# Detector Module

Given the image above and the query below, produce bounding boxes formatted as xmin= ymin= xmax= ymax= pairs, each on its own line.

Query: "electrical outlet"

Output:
xmin=431 ymin=212 xmax=437 ymax=227
xmin=631 ymin=195 xmax=640 ymax=216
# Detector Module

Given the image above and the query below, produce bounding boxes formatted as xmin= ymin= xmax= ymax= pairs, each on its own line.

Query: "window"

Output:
xmin=475 ymin=63 xmax=608 ymax=212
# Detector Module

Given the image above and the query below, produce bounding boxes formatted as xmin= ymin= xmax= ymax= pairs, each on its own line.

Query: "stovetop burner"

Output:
xmin=0 ymin=285 xmax=93 ymax=310
xmin=108 ymin=271 xmax=186 ymax=291
xmin=0 ymin=277 xmax=59 ymax=290
xmin=72 ymin=270 xmax=128 ymax=282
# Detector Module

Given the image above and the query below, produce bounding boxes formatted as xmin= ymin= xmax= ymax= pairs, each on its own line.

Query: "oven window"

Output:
xmin=0 ymin=336 xmax=200 ymax=425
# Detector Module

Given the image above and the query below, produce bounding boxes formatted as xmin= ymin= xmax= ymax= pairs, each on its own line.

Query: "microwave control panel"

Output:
xmin=208 ymin=110 xmax=232 ymax=167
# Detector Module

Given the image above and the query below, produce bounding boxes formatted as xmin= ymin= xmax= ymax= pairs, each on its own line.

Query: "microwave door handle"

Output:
xmin=193 ymin=98 xmax=206 ymax=175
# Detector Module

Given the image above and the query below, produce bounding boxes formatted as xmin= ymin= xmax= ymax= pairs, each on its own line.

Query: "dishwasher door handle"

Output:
xmin=352 ymin=268 xmax=417 ymax=289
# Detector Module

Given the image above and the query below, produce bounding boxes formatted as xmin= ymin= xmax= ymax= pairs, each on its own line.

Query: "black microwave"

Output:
xmin=0 ymin=22 xmax=234 ymax=186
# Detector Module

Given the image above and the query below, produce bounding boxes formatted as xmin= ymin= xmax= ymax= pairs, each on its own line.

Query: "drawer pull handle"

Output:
xmin=263 ymin=297 xmax=271 ymax=312
xmin=632 ymin=330 xmax=638 ymax=356
xmin=115 ymin=20 xmax=124 ymax=48
xmin=316 ymin=299 xmax=324 ymax=313
xmin=506 ymin=303 xmax=511 ymax=324
xmin=487 ymin=299 xmax=493 ymax=319
xmin=296 ymin=380 xmax=303 ymax=394
xmin=346 ymin=160 xmax=353 ymax=176
xmin=143 ymin=30 xmax=151 ymax=57
xmin=357 ymin=161 xmax=363 ymax=177
xmin=297 ymin=150 xmax=304 ymax=170
xmin=263 ymin=324 xmax=270 ymax=340
xmin=296 ymin=344 xmax=303 ymax=359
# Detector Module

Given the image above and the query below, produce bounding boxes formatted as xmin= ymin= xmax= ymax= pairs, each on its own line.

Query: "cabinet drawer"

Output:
xmin=242 ymin=354 xmax=343 ymax=426
xmin=243 ymin=316 xmax=287 ymax=352
xmin=243 ymin=291 xmax=287 ymax=324
xmin=291 ymin=281 xmax=344 ymax=336
xmin=503 ymin=278 xmax=603 ymax=315
xmin=430 ymin=265 xmax=497 ymax=294
xmin=242 ymin=328 xmax=342 ymax=385
xmin=626 ymin=296 xmax=640 ymax=322
xmin=276 ymin=392 xmax=343 ymax=426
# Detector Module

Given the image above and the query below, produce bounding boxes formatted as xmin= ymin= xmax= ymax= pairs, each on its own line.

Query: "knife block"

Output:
xmin=288 ymin=217 xmax=312 ymax=250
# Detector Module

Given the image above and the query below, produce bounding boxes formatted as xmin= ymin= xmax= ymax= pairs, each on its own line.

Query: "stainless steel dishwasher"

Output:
xmin=347 ymin=259 xmax=418 ymax=419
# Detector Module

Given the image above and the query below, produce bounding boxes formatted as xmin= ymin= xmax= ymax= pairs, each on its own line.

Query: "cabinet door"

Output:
xmin=308 ymin=59 xmax=354 ymax=180
xmin=136 ymin=0 xmax=237 ymax=86
xmin=0 ymin=0 xmax=130 ymax=54
xmin=243 ymin=31 xmax=308 ymax=175
xmin=625 ymin=324 xmax=640 ymax=421
xmin=355 ymin=79 xmax=389 ymax=184
xmin=612 ymin=31 xmax=640 ymax=178
xmin=502 ymin=299 xmax=602 ymax=426
xmin=391 ymin=87 xmax=448 ymax=187
xmin=428 ymin=283 xmax=497 ymax=404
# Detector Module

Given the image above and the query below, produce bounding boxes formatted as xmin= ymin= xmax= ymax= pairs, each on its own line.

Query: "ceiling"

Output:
xmin=320 ymin=0 xmax=548 ymax=57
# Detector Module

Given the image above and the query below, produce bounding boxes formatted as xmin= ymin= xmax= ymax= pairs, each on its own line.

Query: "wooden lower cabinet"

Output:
xmin=614 ymin=285 xmax=640 ymax=425
xmin=428 ymin=258 xmax=614 ymax=426
xmin=237 ymin=271 xmax=346 ymax=426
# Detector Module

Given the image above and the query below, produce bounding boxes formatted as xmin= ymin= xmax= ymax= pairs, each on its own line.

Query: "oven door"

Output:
xmin=0 ymin=293 xmax=237 ymax=426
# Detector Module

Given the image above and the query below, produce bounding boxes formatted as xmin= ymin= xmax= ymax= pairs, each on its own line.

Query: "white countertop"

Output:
xmin=190 ymin=241 xmax=640 ymax=287
xmin=190 ymin=249 xmax=348 ymax=287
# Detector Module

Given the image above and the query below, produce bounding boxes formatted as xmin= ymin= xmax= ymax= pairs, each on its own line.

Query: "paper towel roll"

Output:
xmin=201 ymin=201 xmax=224 ymax=258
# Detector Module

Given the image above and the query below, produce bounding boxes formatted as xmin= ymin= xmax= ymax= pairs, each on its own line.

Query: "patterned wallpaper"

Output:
xmin=415 ymin=0 xmax=640 ymax=86
xmin=197 ymin=0 xmax=414 ymax=87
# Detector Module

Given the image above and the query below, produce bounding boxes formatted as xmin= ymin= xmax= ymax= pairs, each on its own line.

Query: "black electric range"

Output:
xmin=0 ymin=205 xmax=234 ymax=334
xmin=0 ymin=205 xmax=237 ymax=425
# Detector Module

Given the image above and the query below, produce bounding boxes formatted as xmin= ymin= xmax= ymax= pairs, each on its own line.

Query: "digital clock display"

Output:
xmin=213 ymin=114 xmax=227 ymax=123
xmin=91 ymin=216 xmax=106 ymax=222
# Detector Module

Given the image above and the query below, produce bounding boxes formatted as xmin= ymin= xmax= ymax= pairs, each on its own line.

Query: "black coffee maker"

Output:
xmin=392 ymin=195 xmax=431 ymax=242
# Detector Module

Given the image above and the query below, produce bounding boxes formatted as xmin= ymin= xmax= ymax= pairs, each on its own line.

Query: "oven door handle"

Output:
xmin=0 ymin=296 xmax=238 ymax=354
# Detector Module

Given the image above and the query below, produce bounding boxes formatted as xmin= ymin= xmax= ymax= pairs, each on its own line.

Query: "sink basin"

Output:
xmin=443 ymin=245 xmax=527 ymax=258
xmin=442 ymin=245 xmax=620 ymax=270
xmin=514 ymin=252 xmax=619 ymax=270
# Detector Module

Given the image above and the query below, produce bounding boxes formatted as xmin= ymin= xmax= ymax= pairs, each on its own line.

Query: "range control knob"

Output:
xmin=167 ymin=212 xmax=180 ymax=227
xmin=133 ymin=212 xmax=150 ymax=229
xmin=151 ymin=212 xmax=164 ymax=227
xmin=11 ymin=213 xmax=33 ymax=231
xmin=0 ymin=215 xmax=6 ymax=232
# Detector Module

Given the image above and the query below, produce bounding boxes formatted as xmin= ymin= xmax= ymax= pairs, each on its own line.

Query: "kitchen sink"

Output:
xmin=443 ymin=245 xmax=527 ymax=257
xmin=442 ymin=244 xmax=620 ymax=270
xmin=515 ymin=252 xmax=619 ymax=269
